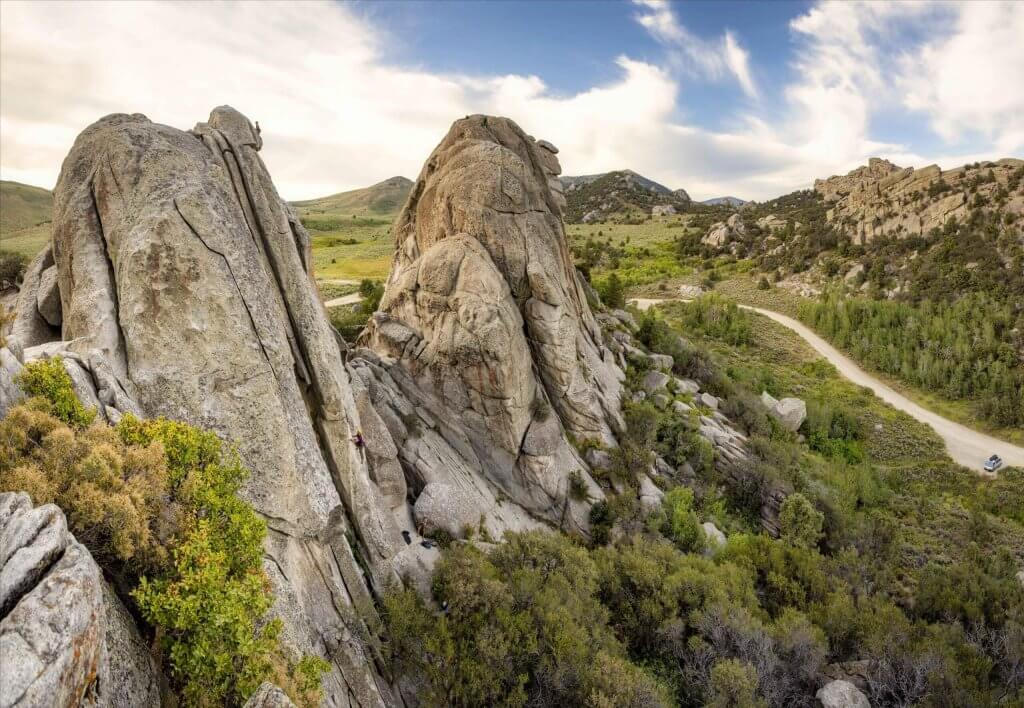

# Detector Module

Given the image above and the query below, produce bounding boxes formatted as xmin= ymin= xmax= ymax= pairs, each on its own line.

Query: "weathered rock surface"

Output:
xmin=0 ymin=492 xmax=106 ymax=708
xmin=243 ymin=682 xmax=297 ymax=708
xmin=358 ymin=115 xmax=624 ymax=537
xmin=9 ymin=107 xmax=398 ymax=707
xmin=761 ymin=391 xmax=807 ymax=432
xmin=702 ymin=521 xmax=727 ymax=550
xmin=10 ymin=245 xmax=59 ymax=349
xmin=102 ymin=582 xmax=161 ymax=708
xmin=702 ymin=213 xmax=745 ymax=247
xmin=815 ymin=679 xmax=871 ymax=708
xmin=0 ymin=346 xmax=23 ymax=417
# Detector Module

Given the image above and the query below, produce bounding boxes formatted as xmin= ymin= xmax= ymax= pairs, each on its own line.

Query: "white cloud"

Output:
xmin=899 ymin=0 xmax=1024 ymax=153
xmin=632 ymin=0 xmax=759 ymax=98
xmin=0 ymin=0 xmax=1020 ymax=204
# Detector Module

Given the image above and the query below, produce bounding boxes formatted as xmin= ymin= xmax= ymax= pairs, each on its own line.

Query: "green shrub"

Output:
xmin=595 ymin=272 xmax=626 ymax=309
xmin=0 ymin=249 xmax=28 ymax=289
xmin=779 ymin=493 xmax=824 ymax=549
xmin=664 ymin=486 xmax=705 ymax=553
xmin=384 ymin=534 xmax=669 ymax=707
xmin=707 ymin=659 xmax=766 ymax=708
xmin=0 ymin=394 xmax=327 ymax=707
xmin=15 ymin=358 xmax=96 ymax=427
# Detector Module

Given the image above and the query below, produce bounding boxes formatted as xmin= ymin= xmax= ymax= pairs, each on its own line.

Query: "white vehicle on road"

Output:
xmin=984 ymin=455 xmax=1003 ymax=473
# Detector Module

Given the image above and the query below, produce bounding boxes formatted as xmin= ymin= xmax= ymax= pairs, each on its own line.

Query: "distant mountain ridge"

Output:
xmin=702 ymin=196 xmax=747 ymax=207
xmin=559 ymin=169 xmax=691 ymax=223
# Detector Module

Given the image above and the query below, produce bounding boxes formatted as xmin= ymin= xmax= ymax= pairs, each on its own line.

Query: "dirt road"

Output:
xmin=323 ymin=293 xmax=363 ymax=308
xmin=630 ymin=297 xmax=1024 ymax=473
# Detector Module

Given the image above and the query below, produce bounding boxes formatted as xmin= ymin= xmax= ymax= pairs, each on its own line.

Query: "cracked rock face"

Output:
xmin=37 ymin=107 xmax=399 ymax=707
xmin=0 ymin=492 xmax=106 ymax=708
xmin=0 ymin=493 xmax=162 ymax=708
xmin=359 ymin=115 xmax=623 ymax=536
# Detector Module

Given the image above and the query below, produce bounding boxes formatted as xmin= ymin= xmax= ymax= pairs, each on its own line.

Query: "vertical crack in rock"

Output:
xmin=37 ymin=108 xmax=398 ymax=708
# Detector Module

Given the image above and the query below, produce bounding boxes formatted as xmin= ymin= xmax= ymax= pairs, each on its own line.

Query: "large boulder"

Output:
xmin=358 ymin=115 xmax=623 ymax=537
xmin=413 ymin=482 xmax=482 ymax=540
xmin=702 ymin=213 xmax=745 ymax=247
xmin=25 ymin=107 xmax=399 ymax=707
xmin=816 ymin=679 xmax=871 ymax=708
xmin=761 ymin=391 xmax=807 ymax=432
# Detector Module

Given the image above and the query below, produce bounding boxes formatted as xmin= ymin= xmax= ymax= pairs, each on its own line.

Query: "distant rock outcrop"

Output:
xmin=814 ymin=157 xmax=1024 ymax=243
xmin=702 ymin=213 xmax=746 ymax=247
xmin=357 ymin=115 xmax=625 ymax=537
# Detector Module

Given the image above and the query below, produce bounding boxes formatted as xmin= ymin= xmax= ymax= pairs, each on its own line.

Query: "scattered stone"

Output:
xmin=678 ymin=284 xmax=703 ymax=299
xmin=699 ymin=392 xmax=719 ymax=410
xmin=702 ymin=521 xmax=726 ymax=550
xmin=651 ymin=205 xmax=676 ymax=217
xmin=641 ymin=370 xmax=671 ymax=393
xmin=672 ymin=401 xmax=691 ymax=416
xmin=649 ymin=353 xmax=674 ymax=371
xmin=243 ymin=682 xmax=296 ymax=708
xmin=675 ymin=378 xmax=700 ymax=395
xmin=638 ymin=474 xmax=665 ymax=511
xmin=611 ymin=309 xmax=637 ymax=330
xmin=815 ymin=679 xmax=871 ymax=708
xmin=761 ymin=391 xmax=807 ymax=432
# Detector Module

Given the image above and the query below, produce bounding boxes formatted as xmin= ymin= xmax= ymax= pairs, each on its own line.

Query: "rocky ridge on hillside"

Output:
xmin=815 ymin=156 xmax=1024 ymax=243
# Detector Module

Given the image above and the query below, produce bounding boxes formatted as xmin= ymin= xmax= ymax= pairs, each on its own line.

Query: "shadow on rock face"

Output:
xmin=357 ymin=115 xmax=625 ymax=538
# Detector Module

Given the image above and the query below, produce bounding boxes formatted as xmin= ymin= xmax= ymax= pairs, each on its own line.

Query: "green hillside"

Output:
xmin=562 ymin=169 xmax=691 ymax=223
xmin=1 ymin=180 xmax=53 ymax=257
xmin=291 ymin=176 xmax=412 ymax=219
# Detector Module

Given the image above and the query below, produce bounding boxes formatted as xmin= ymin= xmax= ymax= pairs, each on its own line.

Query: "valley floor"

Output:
xmin=631 ymin=296 xmax=1024 ymax=473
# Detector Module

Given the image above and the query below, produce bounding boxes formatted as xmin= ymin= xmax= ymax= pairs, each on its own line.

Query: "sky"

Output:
xmin=1 ymin=0 xmax=1022 ymax=202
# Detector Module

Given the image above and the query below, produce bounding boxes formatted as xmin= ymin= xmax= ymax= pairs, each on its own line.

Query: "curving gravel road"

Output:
xmin=630 ymin=297 xmax=1024 ymax=473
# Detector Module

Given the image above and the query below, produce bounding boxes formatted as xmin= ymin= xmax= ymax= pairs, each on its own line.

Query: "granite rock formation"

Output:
xmin=814 ymin=157 xmax=1024 ymax=243
xmin=356 ymin=115 xmax=625 ymax=537
xmin=8 ymin=107 xmax=400 ymax=707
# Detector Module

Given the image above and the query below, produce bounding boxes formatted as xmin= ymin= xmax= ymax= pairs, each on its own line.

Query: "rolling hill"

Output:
xmin=560 ymin=169 xmax=691 ymax=223
xmin=290 ymin=176 xmax=412 ymax=219
xmin=0 ymin=180 xmax=53 ymax=257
